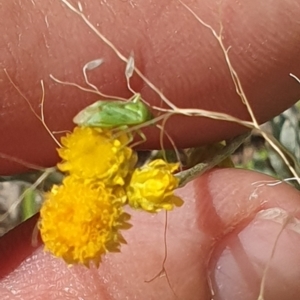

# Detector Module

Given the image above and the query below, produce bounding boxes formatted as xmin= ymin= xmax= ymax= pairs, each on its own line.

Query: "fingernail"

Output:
xmin=208 ymin=208 xmax=300 ymax=300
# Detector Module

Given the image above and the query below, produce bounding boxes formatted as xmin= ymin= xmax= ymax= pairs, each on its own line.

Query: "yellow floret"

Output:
xmin=57 ymin=127 xmax=137 ymax=186
xmin=39 ymin=176 xmax=131 ymax=267
xmin=126 ymin=159 xmax=184 ymax=212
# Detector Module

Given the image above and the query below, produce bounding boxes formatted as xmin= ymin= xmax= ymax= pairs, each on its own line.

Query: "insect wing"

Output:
xmin=73 ymin=100 xmax=111 ymax=127
xmin=123 ymin=101 xmax=153 ymax=124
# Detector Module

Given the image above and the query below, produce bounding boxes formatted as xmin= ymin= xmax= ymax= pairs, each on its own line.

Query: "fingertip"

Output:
xmin=193 ymin=168 xmax=300 ymax=237
xmin=2 ymin=0 xmax=300 ymax=174
xmin=209 ymin=210 xmax=300 ymax=300
xmin=191 ymin=168 xmax=300 ymax=299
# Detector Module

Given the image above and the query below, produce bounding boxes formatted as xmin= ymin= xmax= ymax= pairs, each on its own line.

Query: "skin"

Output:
xmin=0 ymin=0 xmax=300 ymax=299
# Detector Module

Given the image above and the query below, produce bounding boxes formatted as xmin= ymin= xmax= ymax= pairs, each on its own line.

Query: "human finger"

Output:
xmin=1 ymin=0 xmax=300 ymax=173
xmin=1 ymin=169 xmax=300 ymax=299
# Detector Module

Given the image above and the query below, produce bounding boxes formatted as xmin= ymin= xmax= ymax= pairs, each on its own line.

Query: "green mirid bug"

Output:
xmin=73 ymin=93 xmax=153 ymax=129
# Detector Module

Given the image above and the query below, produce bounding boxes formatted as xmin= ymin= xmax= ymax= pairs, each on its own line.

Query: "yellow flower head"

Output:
xmin=57 ymin=127 xmax=137 ymax=186
xmin=39 ymin=176 xmax=131 ymax=267
xmin=126 ymin=159 xmax=184 ymax=212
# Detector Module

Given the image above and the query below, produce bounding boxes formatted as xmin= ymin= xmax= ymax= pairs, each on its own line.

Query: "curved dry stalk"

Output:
xmin=177 ymin=1 xmax=300 ymax=298
xmin=60 ymin=0 xmax=178 ymax=111
xmin=4 ymin=69 xmax=61 ymax=148
xmin=290 ymin=73 xmax=300 ymax=83
xmin=0 ymin=152 xmax=46 ymax=171
xmin=178 ymin=0 xmax=300 ymax=185
xmin=2 ymin=70 xmax=61 ymax=231
xmin=144 ymin=211 xmax=178 ymax=299
xmin=153 ymin=106 xmax=255 ymax=127
xmin=178 ymin=0 xmax=259 ymax=126
xmin=0 ymin=167 xmax=55 ymax=222
xmin=256 ymin=209 xmax=298 ymax=300
xmin=157 ymin=114 xmax=184 ymax=171
xmin=50 ymin=58 xmax=130 ymax=102
xmin=252 ymin=177 xmax=300 ymax=188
